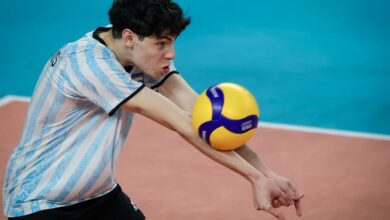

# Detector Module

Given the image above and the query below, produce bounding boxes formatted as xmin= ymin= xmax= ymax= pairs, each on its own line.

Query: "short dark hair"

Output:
xmin=109 ymin=0 xmax=191 ymax=39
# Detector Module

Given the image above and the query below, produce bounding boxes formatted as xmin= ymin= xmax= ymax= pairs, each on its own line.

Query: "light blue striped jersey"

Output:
xmin=2 ymin=28 xmax=177 ymax=217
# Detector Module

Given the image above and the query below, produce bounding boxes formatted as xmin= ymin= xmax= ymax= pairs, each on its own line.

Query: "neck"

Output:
xmin=99 ymin=30 xmax=132 ymax=66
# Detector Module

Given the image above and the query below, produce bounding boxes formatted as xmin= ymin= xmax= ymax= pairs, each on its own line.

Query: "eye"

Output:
xmin=156 ymin=41 xmax=166 ymax=49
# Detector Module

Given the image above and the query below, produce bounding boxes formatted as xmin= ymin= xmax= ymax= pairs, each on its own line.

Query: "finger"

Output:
xmin=277 ymin=191 xmax=292 ymax=206
xmin=289 ymin=192 xmax=304 ymax=204
xmin=280 ymin=197 xmax=292 ymax=207
xmin=272 ymin=197 xmax=291 ymax=208
xmin=265 ymin=208 xmax=286 ymax=220
xmin=287 ymin=181 xmax=298 ymax=193
xmin=294 ymin=192 xmax=305 ymax=200
xmin=281 ymin=182 xmax=301 ymax=201
xmin=272 ymin=199 xmax=281 ymax=208
xmin=287 ymin=182 xmax=304 ymax=200
xmin=283 ymin=186 xmax=298 ymax=199
xmin=294 ymin=198 xmax=303 ymax=217
xmin=259 ymin=195 xmax=272 ymax=211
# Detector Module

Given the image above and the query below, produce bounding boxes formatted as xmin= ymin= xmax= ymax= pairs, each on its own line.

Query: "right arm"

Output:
xmin=123 ymin=86 xmax=260 ymax=180
xmin=122 ymin=87 xmax=290 ymax=219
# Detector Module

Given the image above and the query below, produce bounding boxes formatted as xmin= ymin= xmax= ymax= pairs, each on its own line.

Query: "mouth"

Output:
xmin=161 ymin=66 xmax=170 ymax=75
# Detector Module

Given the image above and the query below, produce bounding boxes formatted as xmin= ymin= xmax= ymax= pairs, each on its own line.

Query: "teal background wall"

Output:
xmin=1 ymin=0 xmax=389 ymax=134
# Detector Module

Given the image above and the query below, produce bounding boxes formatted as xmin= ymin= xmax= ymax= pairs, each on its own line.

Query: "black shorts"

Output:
xmin=9 ymin=185 xmax=145 ymax=220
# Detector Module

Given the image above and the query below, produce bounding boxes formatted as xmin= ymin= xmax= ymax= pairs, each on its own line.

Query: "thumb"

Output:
xmin=257 ymin=193 xmax=272 ymax=211
xmin=259 ymin=197 xmax=285 ymax=220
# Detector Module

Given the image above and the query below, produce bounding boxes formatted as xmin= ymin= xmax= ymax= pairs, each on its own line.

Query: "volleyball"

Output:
xmin=192 ymin=83 xmax=260 ymax=151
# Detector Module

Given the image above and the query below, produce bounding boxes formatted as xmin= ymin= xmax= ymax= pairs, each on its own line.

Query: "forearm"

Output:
xmin=177 ymin=116 xmax=266 ymax=183
xmin=235 ymin=145 xmax=274 ymax=178
xmin=124 ymin=86 xmax=303 ymax=215
xmin=125 ymin=87 xmax=266 ymax=184
xmin=157 ymin=74 xmax=198 ymax=113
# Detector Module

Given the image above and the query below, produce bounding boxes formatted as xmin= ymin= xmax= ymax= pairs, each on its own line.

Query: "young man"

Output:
xmin=3 ymin=0 xmax=303 ymax=219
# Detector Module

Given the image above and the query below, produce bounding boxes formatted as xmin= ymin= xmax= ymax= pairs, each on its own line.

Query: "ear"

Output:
xmin=122 ymin=29 xmax=136 ymax=49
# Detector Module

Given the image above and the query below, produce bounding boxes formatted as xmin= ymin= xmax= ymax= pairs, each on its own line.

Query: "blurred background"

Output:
xmin=1 ymin=0 xmax=389 ymax=135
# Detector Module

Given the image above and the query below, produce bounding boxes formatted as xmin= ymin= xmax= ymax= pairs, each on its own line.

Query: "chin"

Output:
xmin=144 ymin=71 xmax=160 ymax=79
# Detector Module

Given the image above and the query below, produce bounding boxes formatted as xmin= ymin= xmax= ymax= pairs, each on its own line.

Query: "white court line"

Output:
xmin=0 ymin=95 xmax=30 ymax=107
xmin=1 ymin=95 xmax=389 ymax=141
xmin=259 ymin=122 xmax=390 ymax=141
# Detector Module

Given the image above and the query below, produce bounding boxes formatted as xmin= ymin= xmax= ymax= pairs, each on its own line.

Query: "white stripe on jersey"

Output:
xmin=5 ymin=63 xmax=68 ymax=216
xmin=3 ymin=30 xmax=143 ymax=217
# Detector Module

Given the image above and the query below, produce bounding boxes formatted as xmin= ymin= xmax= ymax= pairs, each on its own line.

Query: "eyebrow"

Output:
xmin=159 ymin=35 xmax=174 ymax=41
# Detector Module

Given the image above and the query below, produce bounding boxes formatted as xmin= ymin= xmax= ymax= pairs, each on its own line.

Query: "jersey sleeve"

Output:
xmin=62 ymin=45 xmax=144 ymax=116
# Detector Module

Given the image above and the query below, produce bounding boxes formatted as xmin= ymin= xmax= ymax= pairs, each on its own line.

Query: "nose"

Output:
xmin=165 ymin=45 xmax=176 ymax=60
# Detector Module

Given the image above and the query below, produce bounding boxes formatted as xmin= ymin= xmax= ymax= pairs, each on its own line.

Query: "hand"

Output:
xmin=251 ymin=177 xmax=292 ymax=220
xmin=269 ymin=172 xmax=304 ymax=217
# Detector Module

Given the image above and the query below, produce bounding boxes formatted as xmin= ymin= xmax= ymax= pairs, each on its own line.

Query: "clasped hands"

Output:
xmin=251 ymin=172 xmax=304 ymax=220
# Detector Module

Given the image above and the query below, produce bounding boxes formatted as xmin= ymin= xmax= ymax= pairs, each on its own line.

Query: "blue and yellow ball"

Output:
xmin=192 ymin=83 xmax=260 ymax=151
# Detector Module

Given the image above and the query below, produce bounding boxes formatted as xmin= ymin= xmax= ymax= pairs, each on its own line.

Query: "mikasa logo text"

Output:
xmin=241 ymin=120 xmax=253 ymax=131
xmin=201 ymin=130 xmax=207 ymax=140
xmin=210 ymin=87 xmax=219 ymax=98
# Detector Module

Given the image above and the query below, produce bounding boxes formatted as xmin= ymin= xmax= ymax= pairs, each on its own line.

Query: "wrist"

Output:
xmin=247 ymin=171 xmax=267 ymax=184
xmin=263 ymin=170 xmax=276 ymax=178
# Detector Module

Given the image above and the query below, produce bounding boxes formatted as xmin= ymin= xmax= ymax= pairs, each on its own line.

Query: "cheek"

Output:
xmin=141 ymin=54 xmax=161 ymax=68
xmin=133 ymin=50 xmax=149 ymax=66
xmin=133 ymin=50 xmax=161 ymax=75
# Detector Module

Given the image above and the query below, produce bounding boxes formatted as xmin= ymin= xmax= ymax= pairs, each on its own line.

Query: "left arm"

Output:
xmin=235 ymin=145 xmax=273 ymax=177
